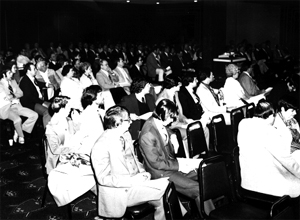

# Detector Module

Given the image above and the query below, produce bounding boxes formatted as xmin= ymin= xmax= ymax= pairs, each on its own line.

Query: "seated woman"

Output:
xmin=119 ymin=78 xmax=156 ymax=140
xmin=60 ymin=65 xmax=84 ymax=110
xmin=46 ymin=96 xmax=96 ymax=207
xmin=274 ymin=96 xmax=300 ymax=153
xmin=0 ymin=68 xmax=38 ymax=144
xmin=156 ymin=74 xmax=190 ymax=134
xmin=178 ymin=73 xmax=211 ymax=149
xmin=223 ymin=64 xmax=265 ymax=107
xmin=79 ymin=62 xmax=98 ymax=89
xmin=238 ymin=100 xmax=300 ymax=198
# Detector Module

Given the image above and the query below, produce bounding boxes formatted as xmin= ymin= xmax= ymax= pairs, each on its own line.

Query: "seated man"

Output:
xmin=196 ymin=67 xmax=231 ymax=125
xmin=139 ymin=99 xmax=214 ymax=213
xmin=91 ymin=105 xmax=169 ymax=220
xmin=19 ymin=62 xmax=51 ymax=127
xmin=113 ymin=56 xmax=133 ymax=94
xmin=238 ymin=100 xmax=300 ymax=198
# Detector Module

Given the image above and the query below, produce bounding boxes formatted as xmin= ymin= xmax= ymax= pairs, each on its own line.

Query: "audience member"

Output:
xmin=238 ymin=61 xmax=271 ymax=97
xmin=119 ymin=78 xmax=155 ymax=140
xmin=129 ymin=55 xmax=145 ymax=80
xmin=238 ymin=100 xmax=300 ymax=198
xmin=46 ymin=96 xmax=96 ymax=206
xmin=196 ymin=67 xmax=230 ymax=124
xmin=96 ymin=59 xmax=120 ymax=90
xmin=113 ymin=56 xmax=133 ymax=94
xmin=0 ymin=68 xmax=38 ymax=145
xmin=91 ymin=105 xmax=169 ymax=220
xmin=139 ymin=99 xmax=213 ymax=213
xmin=19 ymin=62 xmax=51 ymax=127
xmin=146 ymin=46 xmax=164 ymax=82
xmin=178 ymin=73 xmax=211 ymax=148
xmin=36 ymin=60 xmax=61 ymax=99
xmin=274 ymin=96 xmax=300 ymax=153
xmin=79 ymin=62 xmax=98 ymax=89
xmin=60 ymin=64 xmax=83 ymax=110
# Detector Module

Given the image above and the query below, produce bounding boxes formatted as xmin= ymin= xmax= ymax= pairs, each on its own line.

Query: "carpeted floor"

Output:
xmin=0 ymin=120 xmax=98 ymax=220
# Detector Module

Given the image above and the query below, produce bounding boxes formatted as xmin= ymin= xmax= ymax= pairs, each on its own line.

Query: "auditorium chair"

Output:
xmin=198 ymin=155 xmax=293 ymax=219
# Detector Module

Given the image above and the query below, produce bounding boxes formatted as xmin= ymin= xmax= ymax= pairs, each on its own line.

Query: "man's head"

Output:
xmin=255 ymin=100 xmax=275 ymax=125
xmin=277 ymin=96 xmax=298 ymax=121
xmin=130 ymin=78 xmax=150 ymax=94
xmin=153 ymin=99 xmax=178 ymax=126
xmin=134 ymin=55 xmax=143 ymax=67
xmin=24 ymin=62 xmax=36 ymax=77
xmin=104 ymin=106 xmax=132 ymax=133
xmin=199 ymin=67 xmax=214 ymax=83
xmin=100 ymin=60 xmax=109 ymax=71
xmin=36 ymin=60 xmax=48 ymax=73
xmin=225 ymin=64 xmax=239 ymax=79
xmin=182 ymin=72 xmax=198 ymax=88
xmin=1 ymin=68 xmax=13 ymax=80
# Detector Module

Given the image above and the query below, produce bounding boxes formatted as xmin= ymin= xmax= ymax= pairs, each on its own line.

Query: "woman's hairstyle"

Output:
xmin=254 ymin=100 xmax=275 ymax=119
xmin=277 ymin=96 xmax=298 ymax=112
xmin=6 ymin=61 xmax=17 ymax=71
xmin=162 ymin=74 xmax=180 ymax=89
xmin=182 ymin=72 xmax=197 ymax=86
xmin=48 ymin=96 xmax=70 ymax=116
xmin=104 ymin=105 xmax=130 ymax=129
xmin=81 ymin=85 xmax=102 ymax=109
xmin=78 ymin=62 xmax=91 ymax=75
xmin=130 ymin=77 xmax=149 ymax=94
xmin=0 ymin=68 xmax=10 ymax=79
xmin=198 ymin=67 xmax=212 ymax=82
xmin=61 ymin=64 xmax=73 ymax=76
xmin=153 ymin=99 xmax=178 ymax=122
xmin=225 ymin=64 xmax=238 ymax=77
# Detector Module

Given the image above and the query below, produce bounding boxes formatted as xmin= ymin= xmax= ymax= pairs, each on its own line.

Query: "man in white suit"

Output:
xmin=196 ymin=67 xmax=231 ymax=124
xmin=238 ymin=100 xmax=300 ymax=198
xmin=91 ymin=105 xmax=169 ymax=220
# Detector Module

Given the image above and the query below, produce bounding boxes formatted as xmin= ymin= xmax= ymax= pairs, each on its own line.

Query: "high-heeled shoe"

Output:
xmin=13 ymin=130 xmax=18 ymax=143
xmin=18 ymin=137 xmax=25 ymax=144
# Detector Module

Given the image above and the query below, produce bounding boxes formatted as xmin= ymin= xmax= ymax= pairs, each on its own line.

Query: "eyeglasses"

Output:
xmin=123 ymin=118 xmax=132 ymax=123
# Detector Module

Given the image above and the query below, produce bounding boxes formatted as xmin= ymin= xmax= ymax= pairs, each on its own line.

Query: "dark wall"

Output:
xmin=0 ymin=1 xmax=202 ymax=50
xmin=1 ymin=0 xmax=298 ymax=69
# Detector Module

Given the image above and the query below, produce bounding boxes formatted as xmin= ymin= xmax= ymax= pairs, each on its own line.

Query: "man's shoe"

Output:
xmin=13 ymin=130 xmax=18 ymax=143
xmin=18 ymin=137 xmax=25 ymax=144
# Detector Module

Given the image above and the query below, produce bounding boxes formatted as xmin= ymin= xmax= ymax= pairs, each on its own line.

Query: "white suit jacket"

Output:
xmin=91 ymin=130 xmax=167 ymax=218
xmin=238 ymin=117 xmax=300 ymax=198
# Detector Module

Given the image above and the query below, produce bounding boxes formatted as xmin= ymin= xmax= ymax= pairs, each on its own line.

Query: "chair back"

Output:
xmin=163 ymin=182 xmax=183 ymax=220
xmin=198 ymin=155 xmax=232 ymax=217
xmin=246 ymin=102 xmax=255 ymax=118
xmin=230 ymin=106 xmax=245 ymax=146
xmin=172 ymin=128 xmax=186 ymax=158
xmin=187 ymin=121 xmax=207 ymax=158
xmin=211 ymin=114 xmax=232 ymax=154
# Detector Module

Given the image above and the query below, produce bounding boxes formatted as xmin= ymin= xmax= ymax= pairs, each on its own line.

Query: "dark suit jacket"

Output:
xmin=129 ymin=65 xmax=144 ymax=79
xmin=160 ymin=52 xmax=172 ymax=69
xmin=238 ymin=72 xmax=263 ymax=97
xmin=19 ymin=75 xmax=44 ymax=110
xmin=171 ymin=55 xmax=184 ymax=77
xmin=146 ymin=53 xmax=160 ymax=78
xmin=178 ymin=86 xmax=203 ymax=120
xmin=119 ymin=93 xmax=155 ymax=140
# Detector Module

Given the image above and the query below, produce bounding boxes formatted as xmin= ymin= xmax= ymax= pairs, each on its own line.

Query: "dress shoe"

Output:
xmin=18 ymin=137 xmax=25 ymax=144
xmin=13 ymin=130 xmax=18 ymax=143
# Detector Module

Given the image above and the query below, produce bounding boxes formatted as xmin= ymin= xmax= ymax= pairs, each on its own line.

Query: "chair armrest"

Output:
xmin=270 ymin=195 xmax=291 ymax=217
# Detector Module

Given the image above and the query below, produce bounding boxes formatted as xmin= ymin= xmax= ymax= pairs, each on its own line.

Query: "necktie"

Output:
xmin=34 ymin=77 xmax=39 ymax=86
xmin=142 ymin=97 xmax=145 ymax=103
xmin=8 ymin=82 xmax=15 ymax=98
xmin=202 ymin=83 xmax=220 ymax=106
